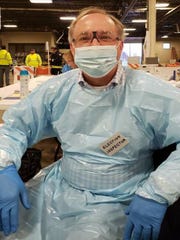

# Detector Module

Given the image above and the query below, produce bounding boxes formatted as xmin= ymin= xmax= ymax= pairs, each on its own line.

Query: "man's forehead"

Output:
xmin=74 ymin=13 xmax=116 ymax=34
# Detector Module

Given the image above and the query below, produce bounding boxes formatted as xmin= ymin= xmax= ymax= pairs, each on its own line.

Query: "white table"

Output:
xmin=0 ymin=75 xmax=52 ymax=110
xmin=140 ymin=66 xmax=180 ymax=81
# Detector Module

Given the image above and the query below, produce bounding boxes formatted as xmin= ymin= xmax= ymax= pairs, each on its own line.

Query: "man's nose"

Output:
xmin=90 ymin=38 xmax=101 ymax=46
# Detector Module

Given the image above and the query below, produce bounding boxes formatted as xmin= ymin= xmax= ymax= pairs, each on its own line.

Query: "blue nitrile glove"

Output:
xmin=123 ymin=195 xmax=168 ymax=240
xmin=0 ymin=164 xmax=30 ymax=236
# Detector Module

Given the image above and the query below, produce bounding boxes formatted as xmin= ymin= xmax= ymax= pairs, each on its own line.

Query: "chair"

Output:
xmin=153 ymin=143 xmax=180 ymax=240
xmin=18 ymin=148 xmax=41 ymax=182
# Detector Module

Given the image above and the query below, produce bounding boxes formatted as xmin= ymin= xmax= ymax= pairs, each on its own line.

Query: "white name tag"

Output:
xmin=100 ymin=132 xmax=129 ymax=156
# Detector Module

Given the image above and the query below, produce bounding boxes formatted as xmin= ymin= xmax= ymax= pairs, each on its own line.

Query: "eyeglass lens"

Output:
xmin=73 ymin=31 xmax=119 ymax=46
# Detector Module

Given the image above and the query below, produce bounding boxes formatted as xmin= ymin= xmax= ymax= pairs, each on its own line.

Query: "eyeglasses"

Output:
xmin=72 ymin=31 xmax=120 ymax=46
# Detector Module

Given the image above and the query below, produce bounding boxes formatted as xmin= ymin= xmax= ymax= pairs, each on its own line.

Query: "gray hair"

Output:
xmin=68 ymin=7 xmax=124 ymax=43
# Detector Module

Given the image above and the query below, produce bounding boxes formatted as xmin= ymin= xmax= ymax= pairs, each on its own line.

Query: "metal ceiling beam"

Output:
xmin=1 ymin=7 xmax=118 ymax=13
xmin=157 ymin=4 xmax=180 ymax=25
xmin=120 ymin=0 xmax=138 ymax=21
xmin=1 ymin=7 xmax=81 ymax=13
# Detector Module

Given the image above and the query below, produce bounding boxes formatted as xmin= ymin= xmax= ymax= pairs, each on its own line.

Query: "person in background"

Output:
xmin=25 ymin=48 xmax=42 ymax=68
xmin=62 ymin=50 xmax=77 ymax=73
xmin=0 ymin=6 xmax=180 ymax=240
xmin=50 ymin=47 xmax=62 ymax=75
xmin=0 ymin=45 xmax=13 ymax=87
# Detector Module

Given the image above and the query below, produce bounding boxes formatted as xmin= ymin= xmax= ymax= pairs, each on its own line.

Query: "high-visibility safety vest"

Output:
xmin=51 ymin=65 xmax=62 ymax=69
xmin=25 ymin=53 xmax=42 ymax=68
xmin=0 ymin=49 xmax=12 ymax=65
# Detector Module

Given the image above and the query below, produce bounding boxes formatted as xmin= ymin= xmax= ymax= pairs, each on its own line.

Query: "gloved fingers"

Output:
xmin=124 ymin=206 xmax=130 ymax=215
xmin=132 ymin=225 xmax=142 ymax=240
xmin=0 ymin=211 xmax=2 ymax=232
xmin=141 ymin=226 xmax=152 ymax=240
xmin=1 ymin=207 xmax=11 ymax=236
xmin=123 ymin=220 xmax=134 ymax=240
xmin=1 ymin=203 xmax=19 ymax=236
xmin=10 ymin=204 xmax=18 ymax=233
xmin=152 ymin=227 xmax=160 ymax=240
xmin=20 ymin=188 xmax=30 ymax=209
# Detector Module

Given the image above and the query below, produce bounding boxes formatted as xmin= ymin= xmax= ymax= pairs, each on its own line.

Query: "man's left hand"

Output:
xmin=123 ymin=195 xmax=168 ymax=240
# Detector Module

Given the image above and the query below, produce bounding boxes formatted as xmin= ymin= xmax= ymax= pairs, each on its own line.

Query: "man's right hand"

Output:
xmin=0 ymin=165 xmax=30 ymax=236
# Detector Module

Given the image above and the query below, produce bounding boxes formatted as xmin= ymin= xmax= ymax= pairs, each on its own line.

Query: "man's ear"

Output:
xmin=70 ymin=44 xmax=75 ymax=57
xmin=120 ymin=41 xmax=124 ymax=51
xmin=117 ymin=41 xmax=124 ymax=59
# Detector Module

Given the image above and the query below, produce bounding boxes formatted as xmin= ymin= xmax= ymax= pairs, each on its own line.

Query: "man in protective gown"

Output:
xmin=0 ymin=7 xmax=179 ymax=240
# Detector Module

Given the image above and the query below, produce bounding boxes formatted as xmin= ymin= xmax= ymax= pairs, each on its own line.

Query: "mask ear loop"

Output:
xmin=115 ymin=40 xmax=122 ymax=49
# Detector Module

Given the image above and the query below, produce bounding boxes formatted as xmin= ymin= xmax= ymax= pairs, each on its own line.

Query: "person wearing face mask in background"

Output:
xmin=61 ymin=50 xmax=77 ymax=73
xmin=0 ymin=6 xmax=180 ymax=240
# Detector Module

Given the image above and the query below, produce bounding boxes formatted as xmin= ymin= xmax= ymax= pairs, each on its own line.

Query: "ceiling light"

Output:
xmin=60 ymin=16 xmax=76 ymax=20
xmin=3 ymin=24 xmax=17 ymax=28
xmin=135 ymin=8 xmax=147 ymax=12
xmin=124 ymin=28 xmax=136 ymax=31
xmin=29 ymin=0 xmax=52 ymax=3
xmin=132 ymin=19 xmax=147 ymax=23
xmin=136 ymin=4 xmax=171 ymax=11
xmin=156 ymin=7 xmax=172 ymax=10
xmin=161 ymin=35 xmax=168 ymax=38
xmin=156 ymin=3 xmax=169 ymax=8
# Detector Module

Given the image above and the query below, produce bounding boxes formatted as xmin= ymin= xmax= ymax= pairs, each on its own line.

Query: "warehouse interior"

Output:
xmin=1 ymin=0 xmax=180 ymax=39
xmin=0 ymin=0 xmax=180 ymax=64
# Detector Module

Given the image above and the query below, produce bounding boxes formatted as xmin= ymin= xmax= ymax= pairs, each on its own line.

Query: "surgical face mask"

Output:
xmin=74 ymin=45 xmax=118 ymax=78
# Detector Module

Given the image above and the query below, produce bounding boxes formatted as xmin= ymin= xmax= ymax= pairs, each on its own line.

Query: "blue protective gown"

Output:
xmin=0 ymin=66 xmax=180 ymax=240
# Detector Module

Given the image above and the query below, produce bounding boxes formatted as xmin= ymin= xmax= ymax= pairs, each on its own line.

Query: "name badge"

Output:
xmin=99 ymin=132 xmax=129 ymax=156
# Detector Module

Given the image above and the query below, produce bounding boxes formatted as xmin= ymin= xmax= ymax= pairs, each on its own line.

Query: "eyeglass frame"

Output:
xmin=72 ymin=31 xmax=121 ymax=46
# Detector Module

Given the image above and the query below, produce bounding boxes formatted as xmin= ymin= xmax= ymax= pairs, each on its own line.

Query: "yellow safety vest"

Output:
xmin=25 ymin=53 xmax=42 ymax=68
xmin=0 ymin=49 xmax=12 ymax=65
